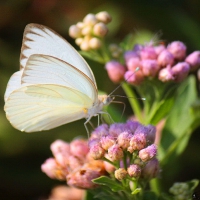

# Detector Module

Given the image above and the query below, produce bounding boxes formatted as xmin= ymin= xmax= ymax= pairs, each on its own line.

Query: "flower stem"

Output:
xmin=121 ymin=82 xmax=143 ymax=122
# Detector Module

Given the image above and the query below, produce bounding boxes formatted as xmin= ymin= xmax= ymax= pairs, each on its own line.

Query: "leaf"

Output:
xmin=159 ymin=76 xmax=199 ymax=164
xmin=131 ymin=188 xmax=142 ymax=195
xmin=92 ymin=176 xmax=124 ymax=192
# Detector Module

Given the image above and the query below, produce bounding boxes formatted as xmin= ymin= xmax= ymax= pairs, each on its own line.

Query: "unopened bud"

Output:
xmin=83 ymin=13 xmax=98 ymax=25
xmin=185 ymin=51 xmax=200 ymax=71
xmin=114 ymin=168 xmax=127 ymax=181
xmin=89 ymin=37 xmax=101 ymax=49
xmin=95 ymin=11 xmax=112 ymax=24
xmin=157 ymin=50 xmax=174 ymax=67
xmin=93 ymin=22 xmax=108 ymax=37
xmin=158 ymin=65 xmax=174 ymax=82
xmin=167 ymin=41 xmax=186 ymax=60
xmin=69 ymin=25 xmax=82 ymax=38
xmin=127 ymin=164 xmax=141 ymax=178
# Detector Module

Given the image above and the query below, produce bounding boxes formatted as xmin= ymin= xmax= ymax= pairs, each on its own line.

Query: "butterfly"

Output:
xmin=4 ymin=23 xmax=113 ymax=133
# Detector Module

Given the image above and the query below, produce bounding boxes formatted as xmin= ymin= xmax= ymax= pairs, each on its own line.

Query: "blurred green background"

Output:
xmin=0 ymin=0 xmax=200 ymax=199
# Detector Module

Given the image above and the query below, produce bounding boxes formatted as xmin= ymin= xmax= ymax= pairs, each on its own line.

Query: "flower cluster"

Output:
xmin=41 ymin=139 xmax=105 ymax=189
xmin=89 ymin=120 xmax=159 ymax=182
xmin=69 ymin=11 xmax=111 ymax=51
xmin=41 ymin=120 xmax=159 ymax=190
xmin=105 ymin=41 xmax=200 ymax=84
xmin=169 ymin=182 xmax=192 ymax=200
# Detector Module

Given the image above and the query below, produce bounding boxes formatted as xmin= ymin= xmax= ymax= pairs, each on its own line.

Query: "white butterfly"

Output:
xmin=4 ymin=23 xmax=113 ymax=133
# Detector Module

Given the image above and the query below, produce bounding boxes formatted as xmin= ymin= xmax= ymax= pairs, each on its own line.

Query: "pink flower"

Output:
xmin=142 ymin=59 xmax=159 ymax=77
xmin=158 ymin=65 xmax=174 ymax=82
xmin=128 ymin=133 xmax=147 ymax=153
xmin=140 ymin=46 xmax=157 ymax=60
xmin=185 ymin=51 xmax=200 ymax=71
xmin=124 ymin=70 xmax=144 ymax=85
xmin=70 ymin=139 xmax=89 ymax=159
xmin=171 ymin=62 xmax=190 ymax=82
xmin=108 ymin=144 xmax=124 ymax=161
xmin=139 ymin=144 xmax=157 ymax=162
xmin=157 ymin=50 xmax=174 ymax=67
xmin=127 ymin=164 xmax=141 ymax=178
xmin=67 ymin=161 xmax=105 ymax=189
xmin=126 ymin=57 xmax=141 ymax=71
xmin=167 ymin=41 xmax=186 ymax=60
xmin=105 ymin=61 xmax=126 ymax=83
xmin=89 ymin=143 xmax=105 ymax=159
xmin=100 ymin=135 xmax=116 ymax=150
xmin=117 ymin=131 xmax=133 ymax=150
xmin=41 ymin=158 xmax=67 ymax=180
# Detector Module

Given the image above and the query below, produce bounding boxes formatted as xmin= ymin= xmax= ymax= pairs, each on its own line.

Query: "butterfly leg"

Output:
xmin=99 ymin=111 xmax=115 ymax=124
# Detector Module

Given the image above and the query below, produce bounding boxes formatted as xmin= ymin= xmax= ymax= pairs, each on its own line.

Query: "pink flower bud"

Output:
xmin=154 ymin=44 xmax=165 ymax=55
xmin=127 ymin=164 xmax=141 ymax=178
xmin=50 ymin=140 xmax=70 ymax=156
xmin=117 ymin=131 xmax=133 ymax=149
xmin=124 ymin=50 xmax=139 ymax=63
xmin=68 ymin=155 xmax=83 ymax=170
xmin=141 ymin=158 xmax=160 ymax=179
xmin=108 ymin=144 xmax=124 ymax=161
xmin=95 ymin=11 xmax=112 ymax=24
xmin=114 ymin=168 xmax=127 ymax=180
xmin=105 ymin=61 xmax=126 ymax=83
xmin=157 ymin=50 xmax=174 ymax=67
xmin=128 ymin=133 xmax=147 ymax=153
xmin=158 ymin=65 xmax=174 ymax=82
xmin=41 ymin=158 xmax=67 ymax=180
xmin=67 ymin=161 xmax=105 ymax=189
xmin=142 ymin=59 xmax=159 ymax=77
xmin=167 ymin=41 xmax=186 ymax=60
xmin=125 ymin=120 xmax=140 ymax=133
xmin=185 ymin=51 xmax=200 ymax=71
xmin=124 ymin=70 xmax=144 ymax=85
xmin=100 ymin=135 xmax=116 ymax=150
xmin=93 ymin=22 xmax=108 ymax=37
xmin=171 ymin=62 xmax=190 ymax=82
xmin=140 ymin=46 xmax=157 ymax=60
xmin=70 ymin=139 xmax=89 ymax=159
xmin=50 ymin=140 xmax=70 ymax=166
xmin=89 ymin=143 xmax=105 ymax=159
xmin=139 ymin=144 xmax=157 ymax=162
xmin=126 ymin=57 xmax=142 ymax=71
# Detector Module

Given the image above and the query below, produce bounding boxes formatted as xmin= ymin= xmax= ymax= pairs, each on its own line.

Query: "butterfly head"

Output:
xmin=98 ymin=95 xmax=114 ymax=106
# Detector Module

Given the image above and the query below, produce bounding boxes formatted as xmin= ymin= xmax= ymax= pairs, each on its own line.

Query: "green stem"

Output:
xmin=121 ymin=82 xmax=143 ymax=122
xmin=149 ymin=178 xmax=161 ymax=196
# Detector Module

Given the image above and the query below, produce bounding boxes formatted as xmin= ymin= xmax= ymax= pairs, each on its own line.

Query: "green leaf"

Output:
xmin=131 ymin=187 xmax=142 ymax=195
xmin=159 ymin=76 xmax=199 ymax=165
xmin=92 ymin=176 xmax=124 ymax=192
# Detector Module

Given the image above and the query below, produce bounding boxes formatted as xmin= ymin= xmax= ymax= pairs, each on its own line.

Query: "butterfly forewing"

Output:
xmin=20 ymin=23 xmax=96 ymax=86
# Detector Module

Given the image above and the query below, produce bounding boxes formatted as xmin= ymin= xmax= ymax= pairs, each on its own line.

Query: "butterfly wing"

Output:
xmin=20 ymin=23 xmax=96 ymax=86
xmin=21 ymin=54 xmax=98 ymax=102
xmin=4 ymin=70 xmax=23 ymax=101
xmin=5 ymin=55 xmax=99 ymax=132
xmin=5 ymin=84 xmax=94 ymax=132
